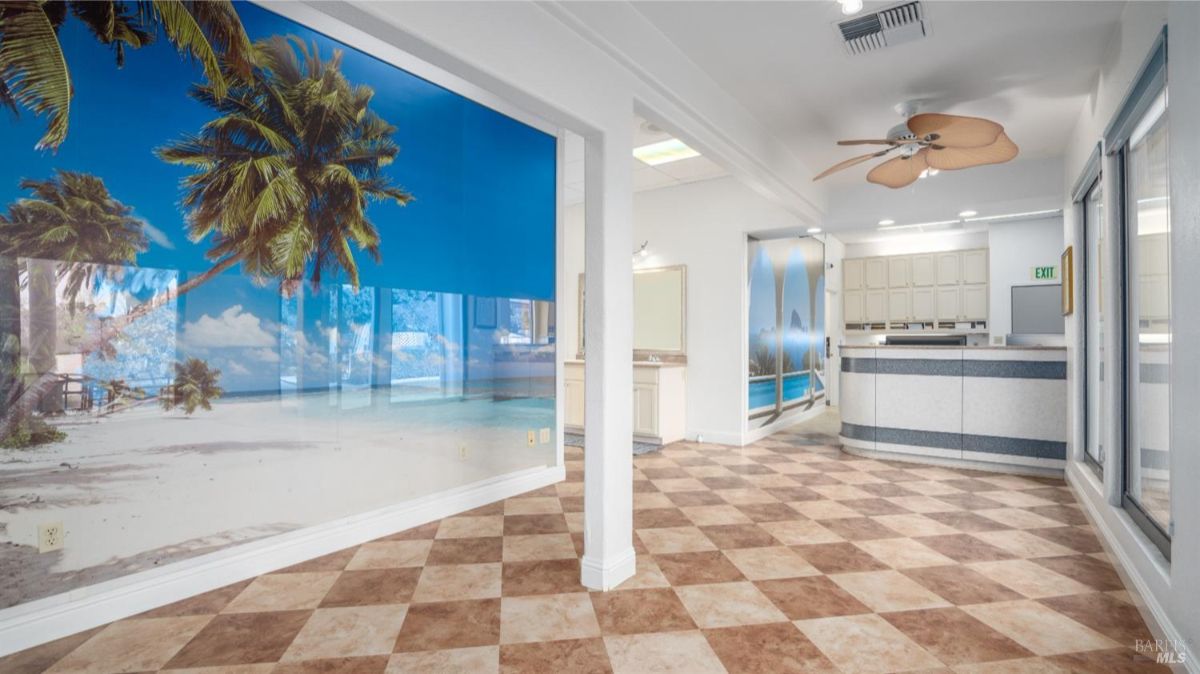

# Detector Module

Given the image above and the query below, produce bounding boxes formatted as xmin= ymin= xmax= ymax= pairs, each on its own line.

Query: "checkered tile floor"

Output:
xmin=3 ymin=424 xmax=1167 ymax=673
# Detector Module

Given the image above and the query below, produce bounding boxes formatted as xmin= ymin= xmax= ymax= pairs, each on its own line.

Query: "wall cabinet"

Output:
xmin=564 ymin=361 xmax=686 ymax=445
xmin=844 ymin=248 xmax=989 ymax=331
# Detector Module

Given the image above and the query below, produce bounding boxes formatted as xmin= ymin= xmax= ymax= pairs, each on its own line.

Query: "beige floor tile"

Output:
xmin=714 ymin=488 xmax=779 ymax=505
xmin=637 ymin=526 xmax=717 ymax=554
xmin=635 ymin=492 xmax=677 ymax=510
xmin=971 ymin=530 xmax=1075 ymax=559
xmin=975 ymin=508 xmax=1065 ymax=530
xmin=680 ymin=505 xmax=753 ymax=526
xmin=616 ymin=555 xmax=672 ymax=589
xmin=976 ymin=490 xmax=1057 ymax=509
xmin=222 ymin=572 xmax=339 ymax=613
xmin=412 ymin=563 xmax=502 ymax=602
xmin=674 ymin=581 xmax=788 ymax=628
xmin=771 ymin=462 xmax=819 ymax=475
xmin=906 ymin=467 xmax=965 ymax=481
xmin=829 ymin=570 xmax=952 ymax=612
xmin=347 ymin=541 xmax=434 ymax=570
xmin=760 ymin=519 xmax=844 ymax=545
xmin=722 ymin=546 xmax=820 ymax=580
xmin=830 ymin=471 xmax=887 ymax=485
xmin=46 ymin=616 xmax=211 ymax=674
xmin=854 ymin=538 xmax=958 ymax=569
xmin=952 ymin=658 xmax=1071 ymax=673
xmin=809 ymin=484 xmax=876 ymax=501
xmin=961 ymin=600 xmax=1119 ymax=655
xmin=500 ymin=593 xmax=601 ymax=644
xmin=872 ymin=514 xmax=961 ymax=537
xmin=436 ymin=516 xmax=505 ymax=539
xmin=686 ymin=465 xmax=738 ymax=478
xmin=604 ymin=631 xmax=726 ymax=674
xmin=504 ymin=497 xmax=563 ymax=515
xmin=653 ymin=478 xmax=708 ymax=492
xmin=502 ymin=533 xmax=577 ymax=562
xmin=967 ymin=560 xmax=1093 ymax=598
xmin=565 ymin=511 xmax=585 ymax=533
xmin=281 ymin=605 xmax=408 ymax=660
xmin=386 ymin=646 xmax=499 ymax=673
xmin=886 ymin=496 xmax=962 ymax=514
xmin=795 ymin=613 xmax=944 ymax=674
xmin=904 ymin=481 xmax=967 ymax=496
xmin=790 ymin=500 xmax=864 ymax=520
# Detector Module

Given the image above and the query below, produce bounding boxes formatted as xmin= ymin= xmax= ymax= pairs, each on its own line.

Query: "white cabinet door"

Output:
xmin=937 ymin=253 xmax=961 ymax=285
xmin=888 ymin=256 xmax=910 ymax=288
xmin=632 ymin=384 xmax=659 ymax=436
xmin=843 ymin=258 xmax=864 ymax=291
xmin=911 ymin=254 xmax=936 ymax=287
xmin=844 ymin=290 xmax=864 ymax=323
xmin=937 ymin=287 xmax=961 ymax=321
xmin=963 ymin=285 xmax=988 ymax=319
xmin=911 ymin=288 xmax=935 ymax=320
xmin=564 ymin=379 xmax=585 ymax=427
xmin=865 ymin=290 xmax=887 ymax=322
xmin=864 ymin=258 xmax=887 ymax=289
xmin=963 ymin=249 xmax=988 ymax=284
xmin=888 ymin=289 xmax=911 ymax=321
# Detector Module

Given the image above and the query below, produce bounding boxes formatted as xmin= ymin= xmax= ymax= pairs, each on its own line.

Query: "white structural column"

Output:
xmin=581 ymin=116 xmax=637 ymax=590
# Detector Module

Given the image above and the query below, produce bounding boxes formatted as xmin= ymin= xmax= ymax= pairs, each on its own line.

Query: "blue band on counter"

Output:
xmin=840 ymin=422 xmax=1067 ymax=460
xmin=842 ymin=357 xmax=1065 ymax=380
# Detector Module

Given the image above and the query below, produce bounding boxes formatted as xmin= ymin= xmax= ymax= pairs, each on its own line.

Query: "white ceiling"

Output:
xmin=563 ymin=115 xmax=728 ymax=205
xmin=630 ymin=0 xmax=1124 ymax=193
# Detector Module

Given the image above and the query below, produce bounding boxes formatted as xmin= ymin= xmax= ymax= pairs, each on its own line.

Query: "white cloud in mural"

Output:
xmin=181 ymin=305 xmax=275 ymax=349
xmin=142 ymin=221 xmax=176 ymax=250
xmin=247 ymin=348 xmax=280 ymax=363
xmin=224 ymin=360 xmax=251 ymax=376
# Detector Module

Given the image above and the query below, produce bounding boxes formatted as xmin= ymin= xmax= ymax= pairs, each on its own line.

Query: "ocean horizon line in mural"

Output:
xmin=0 ymin=1 xmax=556 ymax=608
xmin=747 ymin=236 xmax=825 ymax=428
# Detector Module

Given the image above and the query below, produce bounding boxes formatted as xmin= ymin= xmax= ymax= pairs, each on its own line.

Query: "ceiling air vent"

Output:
xmin=837 ymin=1 xmax=928 ymax=56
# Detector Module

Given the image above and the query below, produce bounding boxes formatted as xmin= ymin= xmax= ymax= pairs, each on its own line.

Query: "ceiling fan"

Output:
xmin=813 ymin=111 xmax=1019 ymax=188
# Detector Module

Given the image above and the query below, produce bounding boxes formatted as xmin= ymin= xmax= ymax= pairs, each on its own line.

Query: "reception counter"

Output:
xmin=839 ymin=345 xmax=1067 ymax=473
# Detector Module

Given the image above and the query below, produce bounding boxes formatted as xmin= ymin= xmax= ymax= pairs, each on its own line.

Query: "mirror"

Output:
xmin=577 ymin=265 xmax=687 ymax=358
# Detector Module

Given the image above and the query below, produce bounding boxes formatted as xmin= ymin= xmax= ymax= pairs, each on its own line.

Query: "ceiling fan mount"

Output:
xmin=813 ymin=109 xmax=1019 ymax=188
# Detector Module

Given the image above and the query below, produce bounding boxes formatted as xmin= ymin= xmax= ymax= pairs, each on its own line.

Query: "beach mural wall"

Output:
xmin=747 ymin=237 xmax=825 ymax=428
xmin=0 ymin=2 xmax=556 ymax=608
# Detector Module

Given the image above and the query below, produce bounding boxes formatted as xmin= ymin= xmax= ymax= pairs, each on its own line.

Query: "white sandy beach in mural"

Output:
xmin=0 ymin=392 xmax=553 ymax=607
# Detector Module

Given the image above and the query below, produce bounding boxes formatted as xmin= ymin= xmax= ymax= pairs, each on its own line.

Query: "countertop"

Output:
xmin=564 ymin=359 xmax=687 ymax=367
xmin=840 ymin=345 xmax=1066 ymax=351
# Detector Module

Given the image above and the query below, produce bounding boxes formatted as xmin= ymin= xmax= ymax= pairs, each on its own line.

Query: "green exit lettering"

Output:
xmin=1033 ymin=266 xmax=1057 ymax=280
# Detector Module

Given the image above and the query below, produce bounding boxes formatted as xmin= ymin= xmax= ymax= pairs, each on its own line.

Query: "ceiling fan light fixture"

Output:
xmin=838 ymin=0 xmax=864 ymax=15
xmin=958 ymin=210 xmax=977 ymax=217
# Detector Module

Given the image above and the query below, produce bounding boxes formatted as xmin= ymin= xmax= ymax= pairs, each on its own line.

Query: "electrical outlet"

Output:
xmin=38 ymin=522 xmax=64 ymax=553
xmin=539 ymin=428 xmax=551 ymax=444
xmin=527 ymin=430 xmax=536 ymax=447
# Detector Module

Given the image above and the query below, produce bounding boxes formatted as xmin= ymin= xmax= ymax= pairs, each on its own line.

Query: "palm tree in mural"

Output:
xmin=0 ymin=170 xmax=147 ymax=424
xmin=0 ymin=0 xmax=254 ymax=150
xmin=159 ymin=357 xmax=222 ymax=415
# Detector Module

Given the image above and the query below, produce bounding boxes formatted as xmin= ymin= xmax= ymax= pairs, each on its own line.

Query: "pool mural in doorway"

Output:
xmin=748 ymin=236 xmax=825 ymax=428
xmin=0 ymin=2 xmax=556 ymax=608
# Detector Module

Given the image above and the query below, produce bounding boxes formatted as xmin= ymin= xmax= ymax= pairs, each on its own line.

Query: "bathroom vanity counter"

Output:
xmin=838 ymin=345 xmax=1067 ymax=473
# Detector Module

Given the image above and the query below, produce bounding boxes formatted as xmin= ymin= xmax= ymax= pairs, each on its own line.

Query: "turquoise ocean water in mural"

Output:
xmin=749 ymin=372 xmax=812 ymax=408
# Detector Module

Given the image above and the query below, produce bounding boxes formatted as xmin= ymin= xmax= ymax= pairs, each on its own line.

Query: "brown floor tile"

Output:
xmin=936 ymin=493 xmax=1006 ymax=511
xmin=393 ymin=599 xmax=501 ymax=652
xmin=665 ymin=490 xmax=727 ymax=506
xmin=461 ymin=501 xmax=508 ymax=516
xmin=274 ymin=549 xmax=359 ymax=574
xmin=320 ymin=568 xmax=421 ymax=607
xmin=900 ymin=565 xmax=1023 ymax=605
xmin=1027 ymin=504 xmax=1090 ymax=526
xmin=559 ymin=496 xmax=584 ymax=512
xmin=884 ymin=607 xmax=1034 ymax=664
xmin=590 ymin=587 xmax=697 ymax=634
xmin=380 ymin=521 xmax=441 ymax=541
xmin=500 ymin=638 xmax=612 ymax=673
xmin=634 ymin=507 xmax=693 ymax=529
xmin=504 ymin=514 xmax=569 ymax=535
xmin=642 ymin=466 xmax=691 ymax=479
xmin=700 ymin=475 xmax=753 ymax=490
xmin=942 ymin=478 xmax=1006 ymax=493
xmin=763 ymin=486 xmax=825 ymax=502
xmin=1032 ymin=554 xmax=1124 ymax=591
xmin=164 ymin=611 xmax=310 ymax=668
xmin=1028 ymin=527 xmax=1104 ymax=553
xmin=856 ymin=482 xmax=917 ymax=497
xmin=274 ymin=655 xmax=389 ymax=673
xmin=703 ymin=622 xmax=839 ymax=674
xmin=927 ymin=511 xmax=1014 ymax=533
xmin=818 ymin=517 xmax=901 ymax=541
xmin=0 ymin=627 xmax=103 ymax=674
xmin=794 ymin=542 xmax=889 ymax=573
xmin=1038 ymin=593 xmax=1153 ymax=643
xmin=1045 ymin=647 xmax=1172 ymax=673
xmin=1023 ymin=487 xmax=1079 ymax=505
xmin=734 ymin=502 xmax=802 ymax=522
xmin=654 ymin=550 xmax=746 ymax=585
xmin=755 ymin=576 xmax=871 ymax=620
xmin=388 ymin=645 xmax=499 ymax=672
xmin=426 ymin=537 xmax=504 ymax=565
xmin=917 ymin=534 xmax=1017 ymax=563
xmin=840 ymin=497 xmax=911 ymax=516
xmin=140 ymin=580 xmax=253 ymax=618
xmin=698 ymin=524 xmax=778 ymax=549
xmin=501 ymin=558 xmax=587 ymax=596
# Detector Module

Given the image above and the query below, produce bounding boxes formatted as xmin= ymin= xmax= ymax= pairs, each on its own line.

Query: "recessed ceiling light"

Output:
xmin=879 ymin=219 xmax=960 ymax=231
xmin=838 ymin=0 xmax=863 ymax=15
xmin=807 ymin=227 xmax=822 ymax=234
xmin=878 ymin=219 xmax=895 ymax=226
xmin=958 ymin=210 xmax=977 ymax=217
xmin=633 ymin=138 xmax=700 ymax=166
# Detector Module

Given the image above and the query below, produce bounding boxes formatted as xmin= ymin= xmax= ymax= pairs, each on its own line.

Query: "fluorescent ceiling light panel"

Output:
xmin=958 ymin=210 xmax=978 ymax=217
xmin=807 ymin=227 xmax=822 ymax=234
xmin=963 ymin=208 xmax=1061 ymax=223
xmin=878 ymin=219 xmax=895 ymax=226
xmin=633 ymin=138 xmax=700 ymax=166
xmin=878 ymin=219 xmax=960 ymax=231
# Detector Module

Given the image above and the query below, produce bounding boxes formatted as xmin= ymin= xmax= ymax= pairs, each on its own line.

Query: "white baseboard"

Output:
xmin=0 ymin=463 xmax=564 ymax=657
xmin=841 ymin=440 xmax=1066 ymax=478
xmin=687 ymin=429 xmax=742 ymax=446
xmin=1066 ymin=463 xmax=1197 ymax=673
xmin=580 ymin=547 xmax=636 ymax=591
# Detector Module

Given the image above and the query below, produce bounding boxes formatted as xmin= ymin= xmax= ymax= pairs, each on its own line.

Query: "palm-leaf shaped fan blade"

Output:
xmin=812 ymin=147 xmax=899 ymax=181
xmin=907 ymin=113 xmax=1003 ymax=148
xmin=867 ymin=148 xmax=929 ymax=188
xmin=926 ymin=131 xmax=1019 ymax=170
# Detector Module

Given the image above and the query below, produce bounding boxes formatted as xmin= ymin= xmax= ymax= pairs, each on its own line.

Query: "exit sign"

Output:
xmin=1032 ymin=266 xmax=1057 ymax=280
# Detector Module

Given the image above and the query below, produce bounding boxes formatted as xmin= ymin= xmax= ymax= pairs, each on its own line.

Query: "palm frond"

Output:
xmin=0 ymin=1 xmax=72 ymax=149
xmin=149 ymin=0 xmax=227 ymax=97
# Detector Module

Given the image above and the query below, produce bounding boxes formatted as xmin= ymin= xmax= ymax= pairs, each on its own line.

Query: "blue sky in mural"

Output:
xmin=0 ymin=3 xmax=555 ymax=395
xmin=0 ymin=2 xmax=556 ymax=300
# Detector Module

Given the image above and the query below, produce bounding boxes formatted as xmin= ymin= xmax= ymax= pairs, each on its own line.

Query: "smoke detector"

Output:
xmin=836 ymin=1 xmax=929 ymax=56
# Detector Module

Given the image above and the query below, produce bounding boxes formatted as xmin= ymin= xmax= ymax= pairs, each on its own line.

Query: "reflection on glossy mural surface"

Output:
xmin=0 ymin=2 xmax=555 ymax=608
xmin=747 ymin=237 xmax=824 ymax=428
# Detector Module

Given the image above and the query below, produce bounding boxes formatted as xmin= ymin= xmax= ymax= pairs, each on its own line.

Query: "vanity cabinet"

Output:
xmin=563 ymin=361 xmax=687 ymax=445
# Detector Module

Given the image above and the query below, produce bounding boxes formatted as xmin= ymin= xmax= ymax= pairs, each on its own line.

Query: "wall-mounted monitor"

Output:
xmin=1011 ymin=284 xmax=1065 ymax=334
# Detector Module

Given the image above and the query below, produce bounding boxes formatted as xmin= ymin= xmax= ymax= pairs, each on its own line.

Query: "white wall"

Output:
xmin=987 ymin=216 xmax=1064 ymax=341
xmin=1059 ymin=1 xmax=1199 ymax=665
xmin=564 ymin=175 xmax=812 ymax=445
xmin=844 ymin=230 xmax=988 ymax=259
